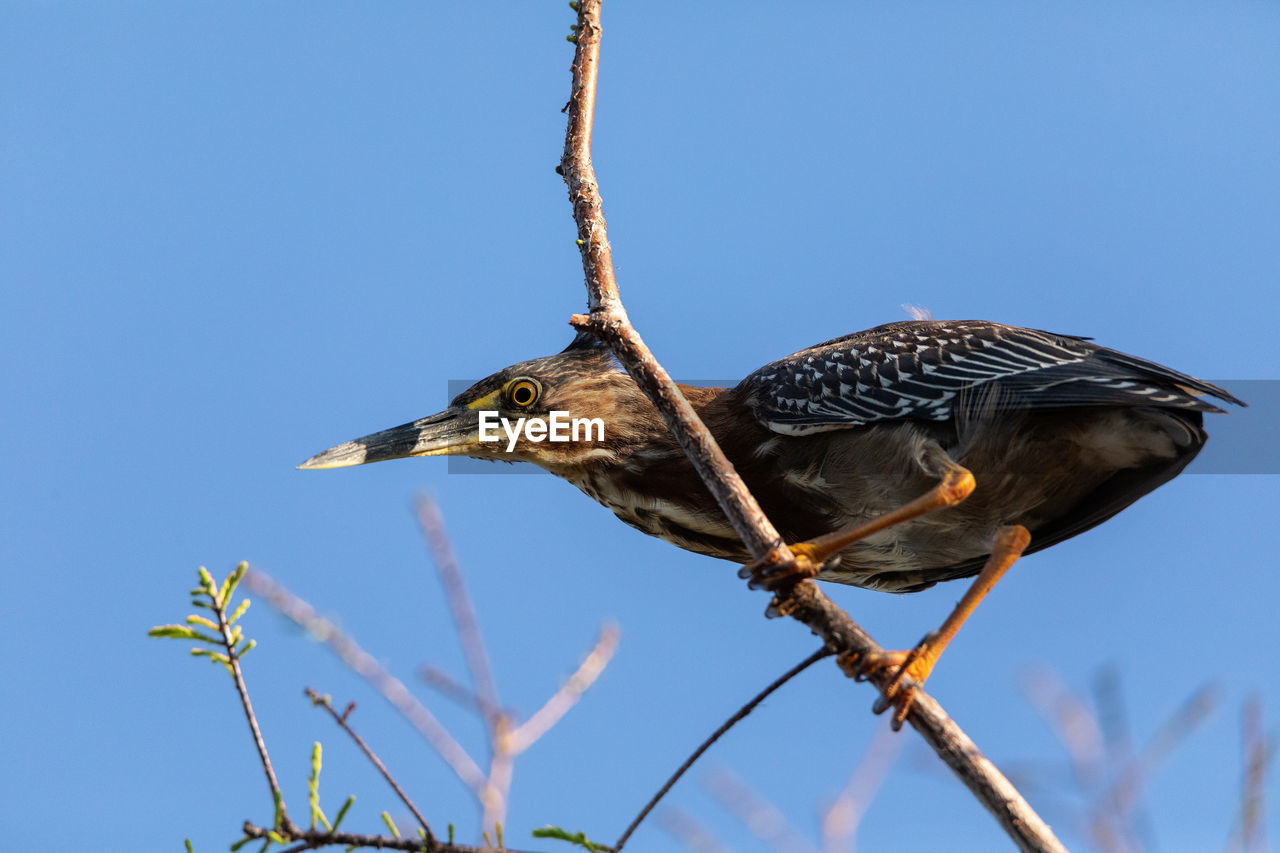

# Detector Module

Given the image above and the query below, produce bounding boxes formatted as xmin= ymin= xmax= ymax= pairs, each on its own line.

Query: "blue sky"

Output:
xmin=3 ymin=3 xmax=1278 ymax=851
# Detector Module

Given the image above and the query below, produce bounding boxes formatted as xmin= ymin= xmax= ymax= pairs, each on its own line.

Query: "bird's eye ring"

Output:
xmin=508 ymin=378 xmax=540 ymax=408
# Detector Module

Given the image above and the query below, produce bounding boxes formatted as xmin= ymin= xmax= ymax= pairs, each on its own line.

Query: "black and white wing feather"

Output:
xmin=740 ymin=320 xmax=1242 ymax=435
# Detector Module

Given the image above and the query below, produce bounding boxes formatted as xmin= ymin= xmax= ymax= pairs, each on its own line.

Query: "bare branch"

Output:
xmin=243 ymin=567 xmax=489 ymax=798
xmin=510 ymin=623 xmax=620 ymax=754
xmin=614 ymin=648 xmax=831 ymax=851
xmin=561 ymin=0 xmax=781 ymax=559
xmin=559 ymin=5 xmax=1069 ymax=850
xmin=306 ymin=688 xmax=435 ymax=844
xmin=208 ymin=567 xmax=297 ymax=836
xmin=241 ymin=820 xmax=542 ymax=853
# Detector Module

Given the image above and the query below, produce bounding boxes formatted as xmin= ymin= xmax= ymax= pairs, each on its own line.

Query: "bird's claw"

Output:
xmin=839 ymin=632 xmax=939 ymax=731
xmin=738 ymin=542 xmax=824 ymax=593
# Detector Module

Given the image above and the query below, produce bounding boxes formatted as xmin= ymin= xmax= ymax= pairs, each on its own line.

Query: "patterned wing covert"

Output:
xmin=740 ymin=320 xmax=1239 ymax=435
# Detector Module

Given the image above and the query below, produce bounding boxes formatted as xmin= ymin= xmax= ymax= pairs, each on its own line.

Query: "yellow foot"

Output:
xmin=737 ymin=541 xmax=824 ymax=593
xmin=839 ymin=632 xmax=941 ymax=730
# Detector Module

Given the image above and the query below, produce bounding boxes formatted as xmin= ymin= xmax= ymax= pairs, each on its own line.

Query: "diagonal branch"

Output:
xmin=244 ymin=567 xmax=490 ymax=798
xmin=614 ymin=648 xmax=832 ymax=851
xmin=559 ymin=3 xmax=1067 ymax=851
xmin=509 ymin=623 xmax=620 ymax=754
xmin=305 ymin=688 xmax=435 ymax=844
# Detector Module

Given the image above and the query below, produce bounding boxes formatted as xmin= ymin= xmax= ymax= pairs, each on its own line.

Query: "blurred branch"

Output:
xmin=820 ymin=722 xmax=905 ymax=853
xmin=243 ymin=567 xmax=489 ymax=797
xmin=561 ymin=3 xmax=1066 ymax=850
xmin=1022 ymin=664 xmax=1223 ymax=853
xmin=1227 ymin=695 xmax=1274 ymax=853
xmin=703 ymin=767 xmax=817 ymax=853
xmin=1104 ymin=683 xmax=1219 ymax=819
xmin=511 ymin=624 xmax=620 ymax=753
xmin=419 ymin=664 xmax=507 ymax=722
xmin=415 ymin=495 xmax=502 ymax=731
xmin=658 ymin=808 xmax=733 ymax=853
xmin=412 ymin=495 xmax=618 ymax=834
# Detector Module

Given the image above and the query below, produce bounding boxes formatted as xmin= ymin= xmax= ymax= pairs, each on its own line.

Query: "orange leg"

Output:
xmin=852 ymin=524 xmax=1031 ymax=729
xmin=742 ymin=460 xmax=976 ymax=588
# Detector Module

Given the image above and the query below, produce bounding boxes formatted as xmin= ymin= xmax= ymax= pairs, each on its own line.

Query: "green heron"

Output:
xmin=301 ymin=320 xmax=1241 ymax=720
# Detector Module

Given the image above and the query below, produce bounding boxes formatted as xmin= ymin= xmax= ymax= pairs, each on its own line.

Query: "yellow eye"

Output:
xmin=508 ymin=378 xmax=540 ymax=408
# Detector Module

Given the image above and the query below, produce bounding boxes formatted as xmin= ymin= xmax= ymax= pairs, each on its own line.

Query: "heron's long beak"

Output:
xmin=298 ymin=407 xmax=479 ymax=470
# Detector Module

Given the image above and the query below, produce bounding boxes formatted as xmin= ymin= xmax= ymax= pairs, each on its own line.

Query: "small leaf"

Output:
xmin=229 ymin=836 xmax=254 ymax=851
xmin=220 ymin=562 xmax=248 ymax=605
xmin=331 ymin=795 xmax=355 ymax=831
xmin=189 ymin=648 xmax=229 ymax=666
xmin=184 ymin=840 xmax=194 ymax=853
xmin=185 ymin=614 xmax=219 ymax=632
xmin=237 ymin=639 xmax=257 ymax=657
xmin=185 ymin=629 xmax=224 ymax=646
xmin=149 ymin=625 xmax=196 ymax=640
xmin=381 ymin=811 xmax=401 ymax=839
xmin=308 ymin=742 xmax=323 ymax=830
xmin=228 ymin=597 xmax=251 ymax=624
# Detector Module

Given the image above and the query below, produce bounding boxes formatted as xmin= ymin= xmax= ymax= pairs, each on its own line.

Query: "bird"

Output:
xmin=300 ymin=319 xmax=1242 ymax=722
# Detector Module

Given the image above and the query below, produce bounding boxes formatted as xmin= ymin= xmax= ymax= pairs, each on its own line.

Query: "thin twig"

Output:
xmin=560 ymin=4 xmax=1069 ymax=850
xmin=306 ymin=688 xmax=436 ymax=846
xmin=243 ymin=567 xmax=489 ymax=798
xmin=614 ymin=648 xmax=832 ymax=851
xmin=561 ymin=0 xmax=780 ymax=560
xmin=509 ymin=624 xmax=620 ymax=753
xmin=240 ymin=821 xmax=538 ymax=853
xmin=211 ymin=570 xmax=297 ymax=835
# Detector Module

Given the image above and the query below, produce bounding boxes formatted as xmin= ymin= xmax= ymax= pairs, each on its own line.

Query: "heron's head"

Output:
xmin=298 ymin=335 xmax=663 ymax=474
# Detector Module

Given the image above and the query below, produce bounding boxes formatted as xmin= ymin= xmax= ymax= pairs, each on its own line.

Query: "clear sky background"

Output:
xmin=4 ymin=3 xmax=1278 ymax=852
